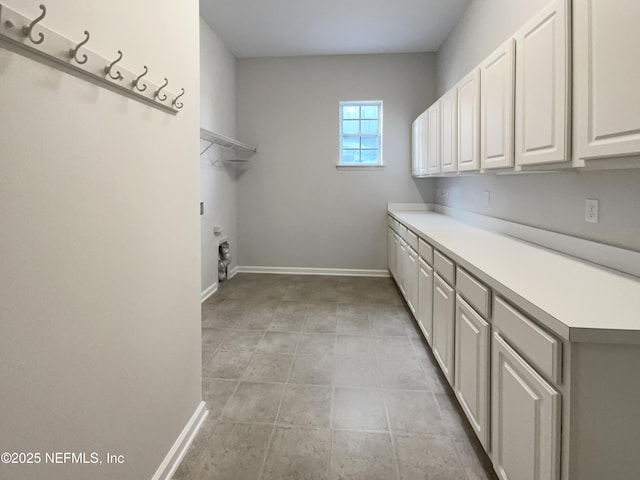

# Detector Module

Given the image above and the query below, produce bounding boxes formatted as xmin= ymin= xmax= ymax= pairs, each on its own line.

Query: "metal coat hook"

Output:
xmin=132 ymin=66 xmax=148 ymax=92
xmin=23 ymin=4 xmax=46 ymax=45
xmin=69 ymin=31 xmax=90 ymax=65
xmin=155 ymin=78 xmax=168 ymax=102
xmin=105 ymin=50 xmax=124 ymax=81
xmin=173 ymin=89 xmax=185 ymax=109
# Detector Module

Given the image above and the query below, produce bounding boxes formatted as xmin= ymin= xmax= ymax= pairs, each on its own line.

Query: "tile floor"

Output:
xmin=173 ymin=273 xmax=497 ymax=480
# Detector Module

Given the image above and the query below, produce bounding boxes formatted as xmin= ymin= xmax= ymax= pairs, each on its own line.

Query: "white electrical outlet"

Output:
xmin=483 ymin=190 xmax=490 ymax=207
xmin=585 ymin=199 xmax=599 ymax=224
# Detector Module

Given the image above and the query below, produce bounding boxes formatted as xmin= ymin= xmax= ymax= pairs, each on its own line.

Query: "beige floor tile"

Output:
xmin=172 ymin=416 xmax=217 ymax=479
xmin=278 ymin=384 xmax=332 ymax=427
xmin=330 ymin=430 xmax=398 ymax=480
xmin=394 ymin=433 xmax=467 ymax=480
xmin=435 ymin=391 xmax=470 ymax=439
xmin=203 ymin=350 xmax=253 ymax=379
xmin=304 ymin=314 xmax=338 ymax=334
xmin=222 ymin=381 xmax=285 ymax=423
xmin=379 ymin=359 xmax=430 ymax=390
xmin=194 ymin=422 xmax=272 ymax=480
xmin=453 ymin=437 xmax=498 ymax=480
xmin=218 ymin=330 xmax=264 ymax=351
xmin=202 ymin=328 xmax=229 ymax=350
xmin=374 ymin=337 xmax=417 ymax=361
xmin=335 ymin=335 xmax=375 ymax=358
xmin=334 ymin=357 xmax=380 ymax=388
xmin=289 ymin=354 xmax=334 ymax=385
xmin=257 ymin=331 xmax=300 ymax=354
xmin=203 ymin=379 xmax=238 ymax=418
xmin=332 ymin=387 xmax=388 ymax=431
xmin=262 ymin=426 xmax=331 ymax=480
xmin=243 ymin=352 xmax=293 ymax=383
xmin=336 ymin=315 xmax=372 ymax=336
xmin=297 ymin=334 xmax=336 ymax=357
xmin=385 ymin=390 xmax=448 ymax=436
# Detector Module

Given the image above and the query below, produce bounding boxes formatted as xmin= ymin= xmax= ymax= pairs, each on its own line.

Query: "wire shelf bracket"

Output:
xmin=199 ymin=127 xmax=257 ymax=164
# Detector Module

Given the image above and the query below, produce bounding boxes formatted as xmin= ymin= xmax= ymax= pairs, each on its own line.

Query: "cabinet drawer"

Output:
xmin=398 ymin=223 xmax=407 ymax=240
xmin=387 ymin=216 xmax=394 ymax=229
xmin=406 ymin=230 xmax=418 ymax=251
xmin=456 ymin=268 xmax=490 ymax=318
xmin=493 ymin=296 xmax=562 ymax=384
xmin=434 ymin=250 xmax=455 ymax=285
xmin=419 ymin=238 xmax=433 ymax=265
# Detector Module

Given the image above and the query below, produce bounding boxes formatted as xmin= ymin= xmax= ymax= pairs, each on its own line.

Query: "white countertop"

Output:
xmin=388 ymin=208 xmax=640 ymax=344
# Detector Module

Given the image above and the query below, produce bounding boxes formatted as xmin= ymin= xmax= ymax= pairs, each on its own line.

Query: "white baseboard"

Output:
xmin=229 ymin=266 xmax=239 ymax=279
xmin=201 ymin=283 xmax=218 ymax=303
xmin=237 ymin=266 xmax=390 ymax=277
xmin=151 ymin=401 xmax=208 ymax=480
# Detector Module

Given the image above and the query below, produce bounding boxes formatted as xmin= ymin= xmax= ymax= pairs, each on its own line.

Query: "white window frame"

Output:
xmin=337 ymin=100 xmax=384 ymax=168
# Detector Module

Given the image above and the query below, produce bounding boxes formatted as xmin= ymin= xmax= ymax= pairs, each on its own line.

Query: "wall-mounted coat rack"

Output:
xmin=0 ymin=3 xmax=185 ymax=115
xmin=200 ymin=128 xmax=257 ymax=164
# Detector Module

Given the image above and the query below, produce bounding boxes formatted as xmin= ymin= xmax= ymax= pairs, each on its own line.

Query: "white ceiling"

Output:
xmin=199 ymin=0 xmax=472 ymax=58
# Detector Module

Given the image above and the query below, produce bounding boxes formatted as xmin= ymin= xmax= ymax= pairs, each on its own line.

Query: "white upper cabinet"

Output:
xmin=427 ymin=102 xmax=442 ymax=175
xmin=411 ymin=116 xmax=421 ymax=177
xmin=574 ymin=0 xmax=640 ymax=161
xmin=411 ymin=112 xmax=428 ymax=177
xmin=440 ymin=87 xmax=458 ymax=173
xmin=457 ymin=68 xmax=481 ymax=172
xmin=480 ymin=39 xmax=516 ymax=170
xmin=515 ymin=0 xmax=570 ymax=166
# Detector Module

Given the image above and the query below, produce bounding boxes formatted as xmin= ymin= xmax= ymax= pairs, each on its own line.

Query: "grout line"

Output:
xmin=256 ymin=326 xmax=299 ymax=480
xmin=373 ymin=310 xmax=403 ymax=480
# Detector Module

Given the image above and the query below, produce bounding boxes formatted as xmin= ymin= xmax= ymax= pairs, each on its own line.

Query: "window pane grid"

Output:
xmin=339 ymin=101 xmax=382 ymax=166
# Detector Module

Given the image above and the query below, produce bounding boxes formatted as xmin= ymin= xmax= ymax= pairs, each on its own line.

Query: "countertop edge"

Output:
xmin=388 ymin=208 xmax=640 ymax=346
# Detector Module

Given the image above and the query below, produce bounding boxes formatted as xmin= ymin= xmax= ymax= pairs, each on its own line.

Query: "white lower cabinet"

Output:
xmin=492 ymin=332 xmax=561 ymax=480
xmin=396 ymin=237 xmax=406 ymax=295
xmin=404 ymin=246 xmax=419 ymax=315
xmin=387 ymin=227 xmax=396 ymax=279
xmin=432 ymin=273 xmax=455 ymax=385
xmin=417 ymin=258 xmax=434 ymax=345
xmin=454 ymin=296 xmax=490 ymax=450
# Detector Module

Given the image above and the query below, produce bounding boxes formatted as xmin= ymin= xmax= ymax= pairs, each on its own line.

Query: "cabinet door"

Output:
xmin=397 ymin=238 xmax=407 ymax=295
xmin=388 ymin=228 xmax=396 ymax=279
xmin=454 ymin=296 xmax=490 ymax=451
xmin=492 ymin=332 xmax=561 ymax=480
xmin=457 ymin=68 xmax=481 ymax=172
xmin=480 ymin=39 xmax=515 ymax=170
xmin=418 ymin=259 xmax=434 ymax=346
xmin=405 ymin=246 xmax=419 ymax=315
xmin=427 ymin=103 xmax=441 ymax=175
xmin=574 ymin=0 xmax=640 ymax=160
xmin=440 ymin=88 xmax=458 ymax=173
xmin=412 ymin=114 xmax=427 ymax=177
xmin=412 ymin=117 xmax=420 ymax=177
xmin=432 ymin=273 xmax=455 ymax=385
xmin=515 ymin=0 xmax=570 ymax=166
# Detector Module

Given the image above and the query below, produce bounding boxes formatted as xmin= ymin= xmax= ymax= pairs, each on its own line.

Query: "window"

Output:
xmin=338 ymin=101 xmax=383 ymax=166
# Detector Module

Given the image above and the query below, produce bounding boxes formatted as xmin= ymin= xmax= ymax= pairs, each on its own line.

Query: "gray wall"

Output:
xmin=236 ymin=54 xmax=437 ymax=271
xmin=434 ymin=0 xmax=640 ymax=252
xmin=0 ymin=1 xmax=202 ymax=479
xmin=200 ymin=18 xmax=238 ymax=295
